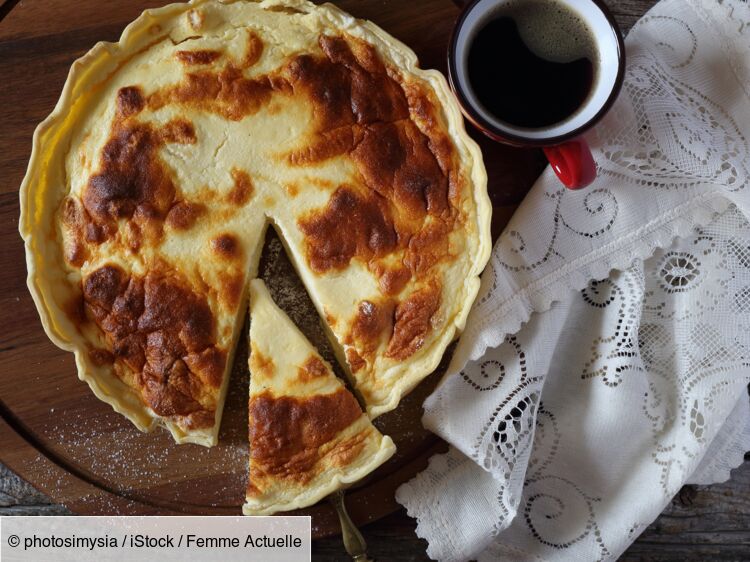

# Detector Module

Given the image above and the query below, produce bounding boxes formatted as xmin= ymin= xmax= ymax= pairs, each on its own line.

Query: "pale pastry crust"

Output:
xmin=19 ymin=0 xmax=491 ymax=445
xmin=244 ymin=279 xmax=395 ymax=515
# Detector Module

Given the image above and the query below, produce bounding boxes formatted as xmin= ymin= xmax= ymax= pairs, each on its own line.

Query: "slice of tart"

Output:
xmin=244 ymin=279 xmax=395 ymax=515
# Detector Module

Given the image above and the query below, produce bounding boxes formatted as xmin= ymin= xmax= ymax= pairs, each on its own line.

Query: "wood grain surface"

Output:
xmin=2 ymin=0 xmax=749 ymax=560
xmin=1 ymin=0 xmax=495 ymax=535
xmin=0 ymin=0 xmax=541 ymax=535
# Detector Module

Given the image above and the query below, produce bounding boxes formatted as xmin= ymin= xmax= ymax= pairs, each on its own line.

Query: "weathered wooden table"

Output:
xmin=1 ymin=0 xmax=748 ymax=560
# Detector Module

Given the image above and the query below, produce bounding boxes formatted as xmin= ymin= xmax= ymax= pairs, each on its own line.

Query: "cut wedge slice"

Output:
xmin=243 ymin=279 xmax=395 ymax=515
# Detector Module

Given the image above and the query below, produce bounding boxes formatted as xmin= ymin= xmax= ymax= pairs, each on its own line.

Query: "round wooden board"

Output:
xmin=0 ymin=0 xmax=543 ymax=539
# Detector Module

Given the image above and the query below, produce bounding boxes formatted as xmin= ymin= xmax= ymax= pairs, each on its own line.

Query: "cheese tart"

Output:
xmin=19 ymin=0 xmax=491 ymax=445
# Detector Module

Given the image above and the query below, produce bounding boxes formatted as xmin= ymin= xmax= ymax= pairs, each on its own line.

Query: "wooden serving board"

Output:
xmin=0 ymin=0 xmax=544 ymax=537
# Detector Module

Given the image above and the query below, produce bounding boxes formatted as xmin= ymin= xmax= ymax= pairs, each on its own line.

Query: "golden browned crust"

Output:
xmin=149 ymin=66 xmax=279 ymax=121
xmin=165 ymin=201 xmax=205 ymax=230
xmin=249 ymin=343 xmax=275 ymax=378
xmin=243 ymin=31 xmax=264 ymax=68
xmin=227 ymin=168 xmax=254 ymax=206
xmin=81 ymin=263 xmax=224 ymax=429
xmin=247 ymin=388 xmax=363 ymax=490
xmin=291 ymin=36 xmax=460 ymax=293
xmin=297 ymin=355 xmax=328 ymax=382
xmin=60 ymin=197 xmax=88 ymax=267
xmin=386 ymin=279 xmax=442 ymax=360
xmin=298 ymin=186 xmax=397 ymax=272
xmin=344 ymin=299 xmax=393 ymax=370
xmin=210 ymin=233 xmax=242 ymax=261
xmin=346 ymin=348 xmax=367 ymax=373
xmin=81 ymin=87 xmax=198 ymax=251
xmin=176 ymin=49 xmax=222 ymax=65
xmin=328 ymin=428 xmax=370 ymax=468
xmin=351 ymin=300 xmax=393 ymax=345
xmin=372 ymin=263 xmax=412 ymax=296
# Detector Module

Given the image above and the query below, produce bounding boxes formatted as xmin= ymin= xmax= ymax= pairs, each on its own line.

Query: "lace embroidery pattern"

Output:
xmin=396 ymin=2 xmax=750 ymax=561
xmin=447 ymin=0 xmax=750 ymax=372
xmin=471 ymin=208 xmax=750 ymax=560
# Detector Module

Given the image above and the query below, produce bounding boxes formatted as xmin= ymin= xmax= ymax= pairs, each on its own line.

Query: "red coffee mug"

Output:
xmin=448 ymin=0 xmax=625 ymax=190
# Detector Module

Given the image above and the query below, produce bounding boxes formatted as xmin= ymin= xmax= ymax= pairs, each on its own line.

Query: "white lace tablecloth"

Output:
xmin=395 ymin=0 xmax=750 ymax=560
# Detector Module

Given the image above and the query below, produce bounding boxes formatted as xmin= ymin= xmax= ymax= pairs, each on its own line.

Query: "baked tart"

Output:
xmin=19 ymin=0 xmax=491 ymax=446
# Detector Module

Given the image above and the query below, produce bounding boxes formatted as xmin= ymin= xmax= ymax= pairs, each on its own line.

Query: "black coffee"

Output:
xmin=466 ymin=0 xmax=599 ymax=129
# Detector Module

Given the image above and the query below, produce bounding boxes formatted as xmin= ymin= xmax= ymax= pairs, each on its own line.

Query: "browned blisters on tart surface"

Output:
xmin=373 ymin=263 xmax=412 ymax=296
xmin=250 ymin=344 xmax=275 ymax=378
xmin=404 ymin=219 xmax=453 ymax=276
xmin=88 ymin=347 xmax=115 ymax=366
xmin=285 ymin=34 xmax=460 ymax=280
xmin=285 ymin=54 xmax=353 ymax=131
xmin=298 ymin=186 xmax=397 ymax=273
xmin=284 ymin=182 xmax=300 ymax=197
xmin=284 ymin=34 xmax=452 ymax=214
xmin=218 ymin=272 xmax=246 ymax=310
xmin=386 ymin=279 xmax=442 ymax=360
xmin=227 ymin=168 xmax=254 ymax=205
xmin=60 ymin=197 xmax=88 ymax=266
xmin=346 ymin=348 xmax=366 ymax=373
xmin=243 ymin=30 xmax=264 ymax=67
xmin=297 ymin=356 xmax=328 ymax=383
xmin=83 ymin=123 xmax=172 ymax=225
xmin=165 ymin=201 xmax=205 ymax=230
xmin=210 ymin=233 xmax=242 ymax=260
xmin=346 ymin=299 xmax=394 ymax=364
xmin=116 ymin=86 xmax=145 ymax=118
xmin=148 ymin=65 xmax=281 ymax=121
xmin=160 ymin=118 xmax=197 ymax=144
xmin=176 ymin=49 xmax=222 ymax=65
xmin=403 ymin=82 xmax=459 ymax=190
xmin=318 ymin=35 xmax=410 ymax=126
xmin=82 ymin=90 xmax=199 ymax=244
xmin=286 ymin=125 xmax=363 ymax=167
xmin=283 ymin=35 xmax=409 ymax=157
xmin=329 ymin=427 xmax=371 ymax=468
xmin=248 ymin=388 xmax=362 ymax=483
xmin=352 ymin=120 xmax=449 ymax=218
xmin=81 ymin=264 xmax=224 ymax=428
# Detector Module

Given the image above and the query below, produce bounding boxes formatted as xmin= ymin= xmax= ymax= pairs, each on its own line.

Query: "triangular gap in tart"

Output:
xmin=243 ymin=279 xmax=395 ymax=515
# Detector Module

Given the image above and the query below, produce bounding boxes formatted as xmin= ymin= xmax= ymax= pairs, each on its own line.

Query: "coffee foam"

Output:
xmin=480 ymin=0 xmax=599 ymax=64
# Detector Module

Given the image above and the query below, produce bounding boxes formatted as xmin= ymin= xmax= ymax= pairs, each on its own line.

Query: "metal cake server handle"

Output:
xmin=329 ymin=490 xmax=374 ymax=562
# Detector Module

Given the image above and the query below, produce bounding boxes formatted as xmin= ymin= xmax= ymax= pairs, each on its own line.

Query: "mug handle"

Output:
xmin=542 ymin=137 xmax=596 ymax=190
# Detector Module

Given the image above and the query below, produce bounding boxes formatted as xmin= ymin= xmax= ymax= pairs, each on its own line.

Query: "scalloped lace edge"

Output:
xmin=707 ymin=434 xmax=750 ymax=484
xmin=688 ymin=394 xmax=750 ymax=485
xmin=395 ymin=449 xmax=500 ymax=562
xmin=460 ymin=193 xmax=734 ymax=366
